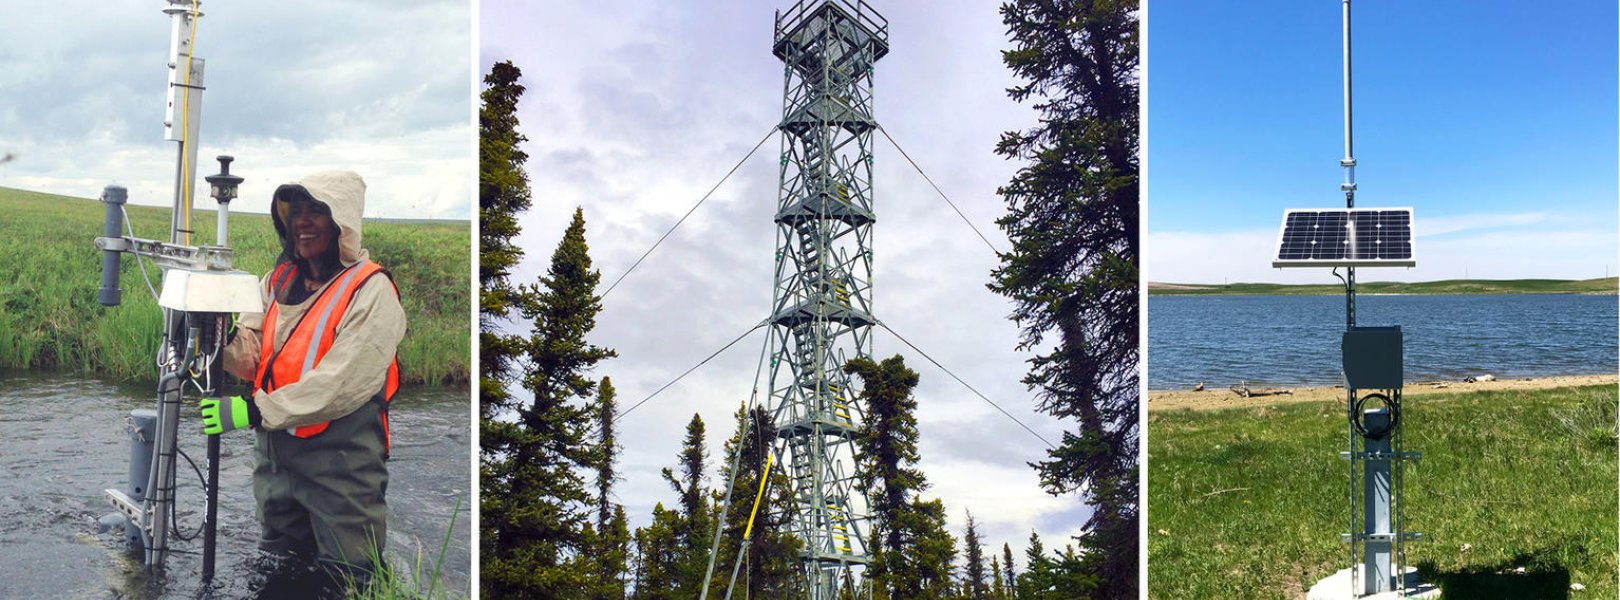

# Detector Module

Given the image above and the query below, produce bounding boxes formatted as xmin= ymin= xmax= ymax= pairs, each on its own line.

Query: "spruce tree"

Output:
xmin=1002 ymin=542 xmax=1017 ymax=599
xmin=661 ymin=414 xmax=712 ymax=593
xmin=483 ymin=207 xmax=618 ymax=598
xmin=478 ymin=59 xmax=534 ymax=589
xmin=600 ymin=506 xmax=631 ymax=600
xmin=908 ymin=498 xmax=958 ymax=600
xmin=991 ymin=1 xmax=1140 ymax=597
xmin=632 ymin=504 xmax=682 ymax=600
xmin=593 ymin=378 xmax=629 ymax=599
xmin=1014 ymin=531 xmax=1098 ymax=600
xmin=596 ymin=379 xmax=619 ymax=533
xmin=962 ymin=511 xmax=988 ymax=600
xmin=1051 ymin=544 xmax=1098 ymax=596
xmin=844 ymin=355 xmax=928 ymax=598
xmin=478 ymin=59 xmax=532 ymax=349
xmin=844 ymin=355 xmax=964 ymax=599
xmin=991 ymin=555 xmax=1006 ymax=600
xmin=1015 ymin=531 xmax=1050 ymax=600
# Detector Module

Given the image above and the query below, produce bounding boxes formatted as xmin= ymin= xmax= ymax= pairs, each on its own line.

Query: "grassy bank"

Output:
xmin=1149 ymin=278 xmax=1618 ymax=296
xmin=0 ymin=186 xmax=469 ymax=385
xmin=1147 ymin=385 xmax=1618 ymax=598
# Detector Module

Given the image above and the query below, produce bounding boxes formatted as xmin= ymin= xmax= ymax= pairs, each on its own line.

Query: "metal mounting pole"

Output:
xmin=159 ymin=0 xmax=205 ymax=572
xmin=1341 ymin=0 xmax=1357 ymax=328
xmin=1336 ymin=6 xmax=1420 ymax=595
xmin=1362 ymin=411 xmax=1392 ymax=593
xmin=144 ymin=329 xmax=197 ymax=568
xmin=202 ymin=411 xmax=220 ymax=581
xmin=701 ymin=323 xmax=777 ymax=598
xmin=164 ymin=0 xmax=205 ymax=247
xmin=201 ymin=312 xmax=224 ymax=582
xmin=1340 ymin=1 xmax=1363 ymax=595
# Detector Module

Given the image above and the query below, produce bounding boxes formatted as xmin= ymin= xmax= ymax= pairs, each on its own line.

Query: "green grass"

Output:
xmin=0 ymin=186 xmax=468 ymax=385
xmin=344 ymin=496 xmax=466 ymax=600
xmin=1149 ymin=278 xmax=1619 ymax=296
xmin=1147 ymin=385 xmax=1618 ymax=599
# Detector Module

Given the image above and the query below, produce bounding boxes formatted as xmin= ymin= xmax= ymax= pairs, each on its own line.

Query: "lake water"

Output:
xmin=1148 ymin=294 xmax=1618 ymax=390
xmin=0 ymin=371 xmax=470 ymax=598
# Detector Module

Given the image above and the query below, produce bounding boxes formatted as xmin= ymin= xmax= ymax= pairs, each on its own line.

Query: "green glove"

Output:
xmin=200 ymin=395 xmax=260 ymax=435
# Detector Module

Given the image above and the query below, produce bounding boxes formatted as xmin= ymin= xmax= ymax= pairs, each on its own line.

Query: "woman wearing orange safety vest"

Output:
xmin=202 ymin=170 xmax=406 ymax=591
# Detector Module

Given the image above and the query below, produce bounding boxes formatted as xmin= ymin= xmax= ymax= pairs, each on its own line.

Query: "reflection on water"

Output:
xmin=1148 ymin=293 xmax=1619 ymax=390
xmin=0 ymin=370 xmax=469 ymax=598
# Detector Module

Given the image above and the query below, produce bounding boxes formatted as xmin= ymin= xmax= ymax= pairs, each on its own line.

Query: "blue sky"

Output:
xmin=1147 ymin=1 xmax=1617 ymax=283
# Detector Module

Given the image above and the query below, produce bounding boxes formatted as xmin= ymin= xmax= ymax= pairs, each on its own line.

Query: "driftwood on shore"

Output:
xmin=1229 ymin=384 xmax=1294 ymax=398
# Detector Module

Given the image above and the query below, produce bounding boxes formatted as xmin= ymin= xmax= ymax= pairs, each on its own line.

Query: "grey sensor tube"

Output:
xmin=99 ymin=185 xmax=128 ymax=306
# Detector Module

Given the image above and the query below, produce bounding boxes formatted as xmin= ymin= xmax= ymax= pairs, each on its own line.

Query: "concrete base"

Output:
xmin=1307 ymin=565 xmax=1440 ymax=599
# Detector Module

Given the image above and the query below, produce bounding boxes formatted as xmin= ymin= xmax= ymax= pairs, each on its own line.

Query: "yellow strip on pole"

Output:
xmin=742 ymin=451 xmax=774 ymax=540
xmin=178 ymin=0 xmax=201 ymax=245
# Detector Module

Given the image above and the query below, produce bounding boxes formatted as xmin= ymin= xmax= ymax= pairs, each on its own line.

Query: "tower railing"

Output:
xmin=774 ymin=0 xmax=888 ymax=58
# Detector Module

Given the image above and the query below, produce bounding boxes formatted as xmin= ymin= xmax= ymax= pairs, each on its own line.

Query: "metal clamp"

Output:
xmin=1341 ymin=532 xmax=1424 ymax=543
xmin=1339 ymin=450 xmax=1422 ymax=461
xmin=106 ymin=489 xmax=151 ymax=537
xmin=96 ymin=236 xmax=237 ymax=271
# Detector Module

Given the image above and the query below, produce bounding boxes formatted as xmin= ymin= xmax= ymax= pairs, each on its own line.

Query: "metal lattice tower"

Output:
xmin=766 ymin=1 xmax=887 ymax=597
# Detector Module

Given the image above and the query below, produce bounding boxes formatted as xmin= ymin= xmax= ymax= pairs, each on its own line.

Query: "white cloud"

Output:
xmin=1150 ymin=211 xmax=1618 ymax=284
xmin=0 ymin=0 xmax=472 ymax=220
xmin=1419 ymin=211 xmax=1548 ymax=237
xmin=11 ymin=126 xmax=471 ymax=220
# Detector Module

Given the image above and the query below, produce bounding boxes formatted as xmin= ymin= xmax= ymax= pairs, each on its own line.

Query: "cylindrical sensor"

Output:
xmin=207 ymin=156 xmax=242 ymax=246
xmin=124 ymin=408 xmax=158 ymax=547
xmin=99 ymin=185 xmax=128 ymax=307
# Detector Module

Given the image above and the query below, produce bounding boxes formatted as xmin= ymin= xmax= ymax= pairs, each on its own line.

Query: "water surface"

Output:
xmin=0 ymin=370 xmax=470 ymax=598
xmin=1148 ymin=293 xmax=1618 ymax=390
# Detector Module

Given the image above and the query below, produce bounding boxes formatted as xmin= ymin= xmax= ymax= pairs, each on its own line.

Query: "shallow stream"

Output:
xmin=0 ymin=369 xmax=470 ymax=598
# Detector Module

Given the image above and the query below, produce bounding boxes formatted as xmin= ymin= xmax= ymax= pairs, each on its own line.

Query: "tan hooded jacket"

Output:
xmin=223 ymin=170 xmax=407 ymax=431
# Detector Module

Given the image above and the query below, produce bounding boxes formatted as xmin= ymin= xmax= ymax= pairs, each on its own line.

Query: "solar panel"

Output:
xmin=1273 ymin=207 xmax=1415 ymax=268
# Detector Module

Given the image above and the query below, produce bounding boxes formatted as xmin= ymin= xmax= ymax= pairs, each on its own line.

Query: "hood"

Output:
xmin=270 ymin=170 xmax=369 ymax=268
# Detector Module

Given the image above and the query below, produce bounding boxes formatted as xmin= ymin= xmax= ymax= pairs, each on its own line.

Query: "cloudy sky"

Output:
xmin=0 ymin=0 xmax=471 ymax=220
xmin=482 ymin=0 xmax=1086 ymax=563
xmin=1148 ymin=1 xmax=1617 ymax=284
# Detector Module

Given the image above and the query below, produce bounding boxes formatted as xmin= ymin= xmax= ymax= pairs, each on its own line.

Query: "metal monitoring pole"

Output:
xmin=164 ymin=0 xmax=205 ymax=247
xmin=1275 ymin=3 xmax=1423 ymax=597
xmin=200 ymin=155 xmax=243 ymax=581
xmin=93 ymin=1 xmax=261 ymax=578
xmin=1341 ymin=0 xmax=1356 ymax=329
xmin=766 ymin=1 xmax=887 ymax=597
xmin=1339 ymin=0 xmax=1360 ymax=593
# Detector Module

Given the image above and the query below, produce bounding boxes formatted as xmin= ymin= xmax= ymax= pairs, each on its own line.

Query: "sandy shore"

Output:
xmin=1148 ymin=373 xmax=1618 ymax=412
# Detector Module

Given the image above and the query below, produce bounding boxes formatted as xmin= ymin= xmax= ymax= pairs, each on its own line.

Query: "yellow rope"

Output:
xmin=177 ymin=0 xmax=201 ymax=245
xmin=742 ymin=451 xmax=774 ymax=540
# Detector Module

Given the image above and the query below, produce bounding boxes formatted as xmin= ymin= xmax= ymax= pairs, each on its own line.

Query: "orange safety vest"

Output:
xmin=254 ymin=260 xmax=401 ymax=448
